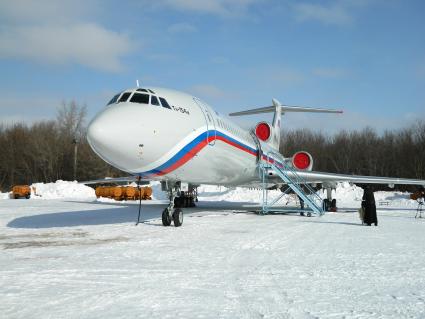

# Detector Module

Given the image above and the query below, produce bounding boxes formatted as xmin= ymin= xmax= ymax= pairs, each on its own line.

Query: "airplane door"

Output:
xmin=193 ymin=97 xmax=216 ymax=145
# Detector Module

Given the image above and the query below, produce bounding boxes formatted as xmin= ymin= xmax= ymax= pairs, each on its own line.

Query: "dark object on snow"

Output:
xmin=362 ymin=187 xmax=378 ymax=226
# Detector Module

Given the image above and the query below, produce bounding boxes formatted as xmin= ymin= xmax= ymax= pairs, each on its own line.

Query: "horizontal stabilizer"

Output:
xmin=229 ymin=104 xmax=343 ymax=116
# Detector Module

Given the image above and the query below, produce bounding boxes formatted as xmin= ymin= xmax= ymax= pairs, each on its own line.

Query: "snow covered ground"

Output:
xmin=1 ymin=182 xmax=424 ymax=318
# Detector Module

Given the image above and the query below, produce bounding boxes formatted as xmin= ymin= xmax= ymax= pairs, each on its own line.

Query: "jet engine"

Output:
xmin=291 ymin=151 xmax=313 ymax=171
xmin=255 ymin=122 xmax=272 ymax=142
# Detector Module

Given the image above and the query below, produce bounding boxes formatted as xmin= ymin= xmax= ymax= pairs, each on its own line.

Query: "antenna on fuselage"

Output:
xmin=136 ymin=79 xmax=140 ymax=87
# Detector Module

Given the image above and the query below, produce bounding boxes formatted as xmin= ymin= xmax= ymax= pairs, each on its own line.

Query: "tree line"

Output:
xmin=0 ymin=101 xmax=122 ymax=191
xmin=280 ymin=122 xmax=425 ymax=191
xmin=0 ymin=101 xmax=423 ymax=191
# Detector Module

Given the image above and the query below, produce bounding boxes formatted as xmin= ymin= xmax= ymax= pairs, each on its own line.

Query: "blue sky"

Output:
xmin=0 ymin=0 xmax=424 ymax=133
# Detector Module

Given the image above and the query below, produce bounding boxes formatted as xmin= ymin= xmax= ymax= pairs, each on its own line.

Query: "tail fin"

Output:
xmin=229 ymin=100 xmax=342 ymax=149
xmin=270 ymin=99 xmax=282 ymax=149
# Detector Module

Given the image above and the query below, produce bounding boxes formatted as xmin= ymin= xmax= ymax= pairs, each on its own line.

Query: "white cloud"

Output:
xmin=0 ymin=0 xmax=91 ymax=25
xmin=0 ymin=24 xmax=133 ymax=73
xmin=0 ymin=1 xmax=134 ymax=72
xmin=167 ymin=22 xmax=198 ymax=33
xmin=293 ymin=2 xmax=353 ymax=25
xmin=0 ymin=96 xmax=61 ymax=124
xmin=149 ymin=0 xmax=263 ymax=17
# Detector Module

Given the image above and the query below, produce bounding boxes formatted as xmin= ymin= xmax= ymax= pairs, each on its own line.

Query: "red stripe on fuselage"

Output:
xmin=216 ymin=135 xmax=257 ymax=156
xmin=151 ymin=132 xmax=280 ymax=176
xmin=157 ymin=139 xmax=209 ymax=176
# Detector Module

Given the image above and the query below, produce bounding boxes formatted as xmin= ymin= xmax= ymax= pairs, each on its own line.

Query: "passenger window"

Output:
xmin=151 ymin=96 xmax=160 ymax=106
xmin=130 ymin=93 xmax=150 ymax=104
xmin=159 ymin=97 xmax=171 ymax=109
xmin=118 ymin=92 xmax=131 ymax=103
xmin=107 ymin=94 xmax=120 ymax=105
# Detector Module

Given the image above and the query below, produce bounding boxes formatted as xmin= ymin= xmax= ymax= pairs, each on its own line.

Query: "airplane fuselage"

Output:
xmin=87 ymin=87 xmax=281 ymax=186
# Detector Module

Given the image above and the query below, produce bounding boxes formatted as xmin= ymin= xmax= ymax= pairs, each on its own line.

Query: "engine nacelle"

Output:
xmin=255 ymin=122 xmax=272 ymax=142
xmin=292 ymin=151 xmax=313 ymax=171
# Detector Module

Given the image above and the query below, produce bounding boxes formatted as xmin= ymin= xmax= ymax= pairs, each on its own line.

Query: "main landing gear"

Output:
xmin=323 ymin=187 xmax=337 ymax=212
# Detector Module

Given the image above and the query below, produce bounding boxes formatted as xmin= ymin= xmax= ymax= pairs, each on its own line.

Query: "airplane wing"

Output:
xmin=80 ymin=176 xmax=149 ymax=185
xmin=271 ymin=170 xmax=425 ymax=187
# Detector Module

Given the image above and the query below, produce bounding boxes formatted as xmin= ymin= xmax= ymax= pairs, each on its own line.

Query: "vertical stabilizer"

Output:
xmin=270 ymin=98 xmax=282 ymax=150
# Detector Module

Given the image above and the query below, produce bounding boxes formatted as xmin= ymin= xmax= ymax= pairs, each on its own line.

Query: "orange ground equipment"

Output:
xmin=12 ymin=185 xmax=31 ymax=199
xmin=410 ymin=190 xmax=425 ymax=201
xmin=95 ymin=186 xmax=152 ymax=201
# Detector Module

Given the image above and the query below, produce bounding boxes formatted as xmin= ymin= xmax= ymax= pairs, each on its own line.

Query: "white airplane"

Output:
xmin=86 ymin=86 xmax=425 ymax=226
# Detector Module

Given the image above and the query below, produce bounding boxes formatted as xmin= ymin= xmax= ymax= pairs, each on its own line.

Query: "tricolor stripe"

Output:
xmin=138 ymin=130 xmax=282 ymax=178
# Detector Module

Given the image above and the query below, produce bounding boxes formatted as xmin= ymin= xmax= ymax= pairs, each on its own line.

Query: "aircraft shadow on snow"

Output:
xmin=7 ymin=201 xmax=419 ymax=229
xmin=6 ymin=201 xmax=258 ymax=229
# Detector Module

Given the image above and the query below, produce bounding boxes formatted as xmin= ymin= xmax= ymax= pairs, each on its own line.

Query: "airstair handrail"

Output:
xmin=259 ymin=150 xmax=324 ymax=216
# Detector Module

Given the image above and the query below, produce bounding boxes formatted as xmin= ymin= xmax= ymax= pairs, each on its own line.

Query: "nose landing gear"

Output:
xmin=160 ymin=181 xmax=199 ymax=227
xmin=161 ymin=183 xmax=185 ymax=227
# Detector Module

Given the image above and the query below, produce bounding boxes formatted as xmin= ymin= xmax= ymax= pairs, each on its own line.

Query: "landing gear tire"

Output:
xmin=300 ymin=212 xmax=305 ymax=216
xmin=329 ymin=199 xmax=337 ymax=212
xmin=307 ymin=212 xmax=312 ymax=217
xmin=323 ymin=199 xmax=330 ymax=212
xmin=162 ymin=208 xmax=172 ymax=226
xmin=173 ymin=208 xmax=183 ymax=227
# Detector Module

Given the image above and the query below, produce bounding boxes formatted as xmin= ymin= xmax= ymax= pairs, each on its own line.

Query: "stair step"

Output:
xmin=259 ymin=159 xmax=324 ymax=216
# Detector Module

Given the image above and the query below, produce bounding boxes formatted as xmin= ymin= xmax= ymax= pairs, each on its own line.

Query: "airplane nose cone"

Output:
xmin=87 ymin=108 xmax=132 ymax=170
xmin=87 ymin=115 xmax=109 ymax=153
xmin=87 ymin=117 xmax=106 ymax=150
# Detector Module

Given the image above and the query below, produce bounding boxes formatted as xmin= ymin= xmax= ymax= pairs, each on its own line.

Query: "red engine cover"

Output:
xmin=255 ymin=122 xmax=271 ymax=141
xmin=292 ymin=152 xmax=312 ymax=170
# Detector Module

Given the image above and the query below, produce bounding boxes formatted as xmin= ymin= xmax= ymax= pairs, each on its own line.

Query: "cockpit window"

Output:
xmin=130 ymin=93 xmax=150 ymax=104
xmin=137 ymin=88 xmax=148 ymax=92
xmin=107 ymin=94 xmax=120 ymax=105
xmin=148 ymin=89 xmax=155 ymax=94
xmin=118 ymin=92 xmax=131 ymax=103
xmin=151 ymin=96 xmax=160 ymax=106
xmin=159 ymin=97 xmax=171 ymax=109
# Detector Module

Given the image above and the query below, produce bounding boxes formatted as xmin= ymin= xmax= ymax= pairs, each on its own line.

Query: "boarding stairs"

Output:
xmin=258 ymin=153 xmax=324 ymax=216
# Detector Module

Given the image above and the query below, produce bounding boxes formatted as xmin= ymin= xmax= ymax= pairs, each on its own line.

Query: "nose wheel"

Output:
xmin=162 ymin=208 xmax=172 ymax=226
xmin=173 ymin=208 xmax=183 ymax=227
xmin=161 ymin=208 xmax=183 ymax=227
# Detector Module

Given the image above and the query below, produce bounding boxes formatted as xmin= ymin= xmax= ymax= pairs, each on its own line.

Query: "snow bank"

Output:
xmin=150 ymin=181 xmax=168 ymax=201
xmin=374 ymin=190 xmax=418 ymax=208
xmin=0 ymin=179 xmax=419 ymax=209
xmin=0 ymin=192 xmax=10 ymax=200
xmin=31 ymin=180 xmax=95 ymax=200
xmin=318 ymin=182 xmax=364 ymax=207
xmin=197 ymin=184 xmax=285 ymax=204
